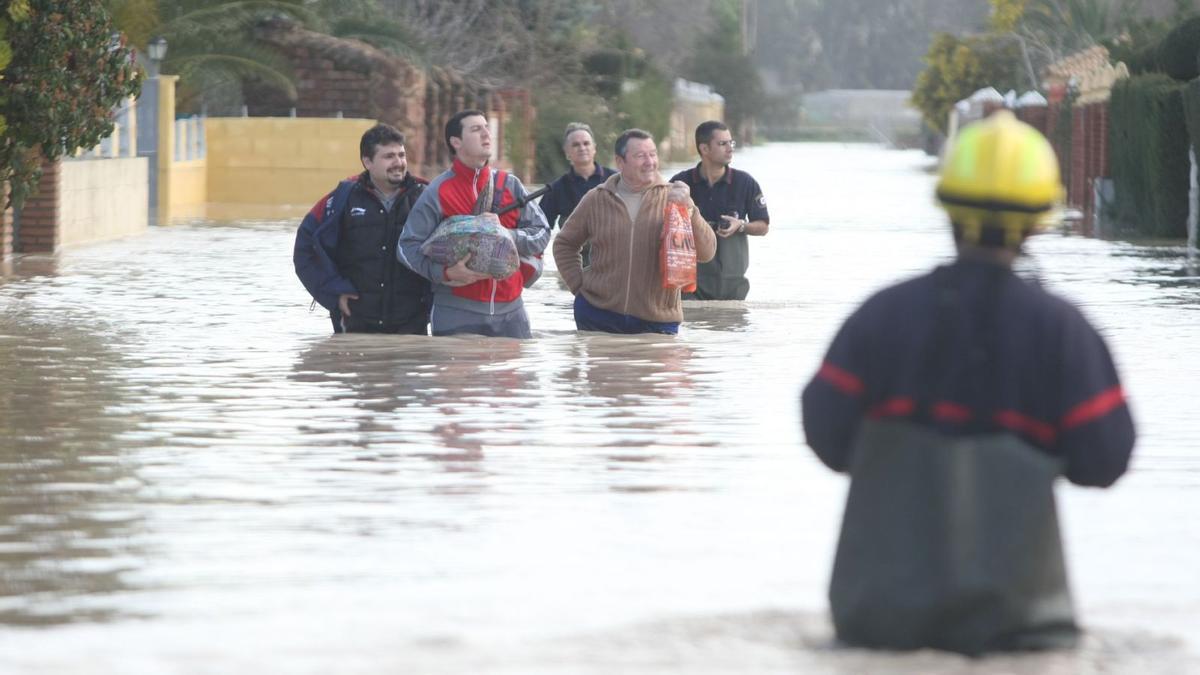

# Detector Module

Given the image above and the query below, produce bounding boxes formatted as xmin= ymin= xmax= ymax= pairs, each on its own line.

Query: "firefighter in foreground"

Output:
xmin=801 ymin=110 xmax=1135 ymax=655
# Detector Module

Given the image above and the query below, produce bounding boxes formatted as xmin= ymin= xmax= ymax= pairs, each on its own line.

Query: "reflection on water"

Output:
xmin=0 ymin=143 xmax=1198 ymax=673
xmin=0 ymin=322 xmax=146 ymax=626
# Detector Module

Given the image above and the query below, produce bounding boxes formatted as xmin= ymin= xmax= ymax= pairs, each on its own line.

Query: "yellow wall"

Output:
xmin=206 ymin=117 xmax=377 ymax=211
xmin=58 ymin=157 xmax=149 ymax=247
xmin=164 ymin=158 xmax=207 ymax=221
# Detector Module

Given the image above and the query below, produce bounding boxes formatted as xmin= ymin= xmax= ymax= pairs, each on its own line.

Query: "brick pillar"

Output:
xmin=1070 ymin=107 xmax=1087 ymax=209
xmin=1094 ymin=103 xmax=1109 ymax=177
xmin=1082 ymin=105 xmax=1094 ymax=232
xmin=16 ymin=159 xmax=62 ymax=253
xmin=0 ymin=183 xmax=12 ymax=259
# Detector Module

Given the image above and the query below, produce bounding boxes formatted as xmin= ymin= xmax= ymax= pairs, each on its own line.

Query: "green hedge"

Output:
xmin=1108 ymin=74 xmax=1191 ymax=238
xmin=1184 ymin=78 xmax=1200 ymax=168
xmin=1158 ymin=16 xmax=1200 ymax=82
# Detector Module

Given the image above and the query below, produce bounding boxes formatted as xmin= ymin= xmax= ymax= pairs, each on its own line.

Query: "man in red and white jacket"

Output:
xmin=397 ymin=110 xmax=550 ymax=338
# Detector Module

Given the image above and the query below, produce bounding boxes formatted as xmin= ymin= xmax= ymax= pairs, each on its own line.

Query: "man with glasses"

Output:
xmin=670 ymin=120 xmax=770 ymax=300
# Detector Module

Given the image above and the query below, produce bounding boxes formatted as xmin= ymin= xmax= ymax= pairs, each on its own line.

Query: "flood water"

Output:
xmin=1 ymin=143 xmax=1198 ymax=673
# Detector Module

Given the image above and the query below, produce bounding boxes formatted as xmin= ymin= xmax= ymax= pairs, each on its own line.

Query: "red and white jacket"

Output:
xmin=397 ymin=158 xmax=550 ymax=315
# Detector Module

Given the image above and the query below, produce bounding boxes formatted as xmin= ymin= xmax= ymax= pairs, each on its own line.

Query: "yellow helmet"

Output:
xmin=936 ymin=110 xmax=1063 ymax=247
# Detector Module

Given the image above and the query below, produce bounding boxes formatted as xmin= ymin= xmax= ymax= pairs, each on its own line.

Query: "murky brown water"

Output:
xmin=1 ymin=144 xmax=1198 ymax=673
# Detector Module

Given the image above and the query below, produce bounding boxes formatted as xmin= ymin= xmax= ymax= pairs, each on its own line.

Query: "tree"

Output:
xmin=1017 ymin=0 xmax=1141 ymax=60
xmin=682 ymin=0 xmax=765 ymax=140
xmin=990 ymin=0 xmax=1030 ymax=31
xmin=105 ymin=0 xmax=319 ymax=114
xmin=911 ymin=32 xmax=1025 ymax=134
xmin=1 ymin=0 xmax=141 ymax=207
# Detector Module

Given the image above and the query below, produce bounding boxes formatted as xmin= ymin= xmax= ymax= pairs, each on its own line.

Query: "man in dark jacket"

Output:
xmin=801 ymin=111 xmax=1135 ymax=655
xmin=670 ymin=120 xmax=769 ymax=300
xmin=540 ymin=122 xmax=615 ymax=268
xmin=294 ymin=124 xmax=431 ymax=334
xmin=540 ymin=122 xmax=616 ymax=229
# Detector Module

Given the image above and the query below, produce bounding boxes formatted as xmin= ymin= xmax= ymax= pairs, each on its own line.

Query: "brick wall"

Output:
xmin=1016 ymin=106 xmax=1049 ymax=136
xmin=1069 ymin=107 xmax=1088 ymax=212
xmin=1 ymin=183 xmax=11 ymax=259
xmin=256 ymin=20 xmax=433 ymax=176
xmin=252 ymin=19 xmax=529 ymax=180
xmin=16 ymin=160 xmax=62 ymax=253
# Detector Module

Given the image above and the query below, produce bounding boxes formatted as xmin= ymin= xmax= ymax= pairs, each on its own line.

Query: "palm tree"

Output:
xmin=1020 ymin=0 xmax=1140 ymax=57
xmin=106 ymin=0 xmax=319 ymax=113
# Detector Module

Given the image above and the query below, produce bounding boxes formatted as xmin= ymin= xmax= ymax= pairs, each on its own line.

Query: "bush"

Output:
xmin=911 ymin=32 xmax=1025 ymax=135
xmin=0 ymin=0 xmax=140 ymax=207
xmin=1115 ymin=42 xmax=1162 ymax=75
xmin=1108 ymin=74 xmax=1190 ymax=237
xmin=1157 ymin=15 xmax=1200 ymax=82
xmin=1184 ymin=78 xmax=1200 ymax=169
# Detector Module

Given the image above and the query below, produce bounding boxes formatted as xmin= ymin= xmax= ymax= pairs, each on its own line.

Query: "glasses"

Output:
xmin=714 ymin=140 xmax=736 ymax=149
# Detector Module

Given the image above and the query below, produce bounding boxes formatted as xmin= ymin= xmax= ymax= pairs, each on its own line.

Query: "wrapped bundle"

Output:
xmin=420 ymin=214 xmax=520 ymax=280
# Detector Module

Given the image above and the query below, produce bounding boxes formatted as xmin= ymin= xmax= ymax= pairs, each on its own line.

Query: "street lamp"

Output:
xmin=146 ymin=36 xmax=167 ymax=77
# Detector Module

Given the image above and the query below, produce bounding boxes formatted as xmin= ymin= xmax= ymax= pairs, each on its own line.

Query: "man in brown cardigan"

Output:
xmin=553 ymin=129 xmax=716 ymax=334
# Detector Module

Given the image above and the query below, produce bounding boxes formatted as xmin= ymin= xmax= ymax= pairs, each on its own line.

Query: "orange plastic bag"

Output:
xmin=660 ymin=189 xmax=697 ymax=292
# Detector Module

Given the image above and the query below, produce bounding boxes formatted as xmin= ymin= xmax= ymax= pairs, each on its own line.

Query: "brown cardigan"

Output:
xmin=553 ymin=173 xmax=716 ymax=323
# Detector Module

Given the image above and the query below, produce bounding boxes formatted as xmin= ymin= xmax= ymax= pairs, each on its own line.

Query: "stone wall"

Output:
xmin=58 ymin=157 xmax=149 ymax=246
xmin=10 ymin=155 xmax=151 ymax=254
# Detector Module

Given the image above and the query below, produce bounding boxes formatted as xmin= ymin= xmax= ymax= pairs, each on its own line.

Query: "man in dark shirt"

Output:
xmin=801 ymin=111 xmax=1135 ymax=655
xmin=670 ymin=120 xmax=769 ymax=300
xmin=540 ymin=123 xmax=616 ymax=267
xmin=293 ymin=123 xmax=431 ymax=334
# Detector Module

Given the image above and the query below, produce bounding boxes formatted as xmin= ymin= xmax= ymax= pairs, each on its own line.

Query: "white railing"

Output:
xmin=70 ymin=97 xmax=140 ymax=160
xmin=174 ymin=115 xmax=206 ymax=162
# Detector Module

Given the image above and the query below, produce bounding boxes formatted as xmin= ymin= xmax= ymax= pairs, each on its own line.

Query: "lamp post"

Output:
xmin=139 ymin=36 xmax=169 ymax=225
xmin=146 ymin=36 xmax=167 ymax=78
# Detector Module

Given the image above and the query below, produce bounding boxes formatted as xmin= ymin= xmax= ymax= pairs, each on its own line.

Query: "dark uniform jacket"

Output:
xmin=294 ymin=172 xmax=431 ymax=334
xmin=801 ymin=258 xmax=1135 ymax=654
xmin=801 ymin=258 xmax=1134 ymax=485
xmin=670 ymin=164 xmax=769 ymax=300
xmin=539 ymin=162 xmax=616 ymax=229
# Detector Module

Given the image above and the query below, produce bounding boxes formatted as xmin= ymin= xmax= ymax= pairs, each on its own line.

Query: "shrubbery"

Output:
xmin=1184 ymin=78 xmax=1200 ymax=176
xmin=911 ymin=33 xmax=1026 ymax=135
xmin=1 ymin=0 xmax=141 ymax=207
xmin=1157 ymin=15 xmax=1200 ymax=82
xmin=1108 ymin=75 xmax=1190 ymax=238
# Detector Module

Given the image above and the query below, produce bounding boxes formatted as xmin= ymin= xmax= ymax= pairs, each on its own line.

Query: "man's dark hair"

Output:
xmin=360 ymin=123 xmax=405 ymax=161
xmin=445 ymin=109 xmax=486 ymax=156
xmin=614 ymin=128 xmax=653 ymax=159
xmin=694 ymin=120 xmax=729 ymax=152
